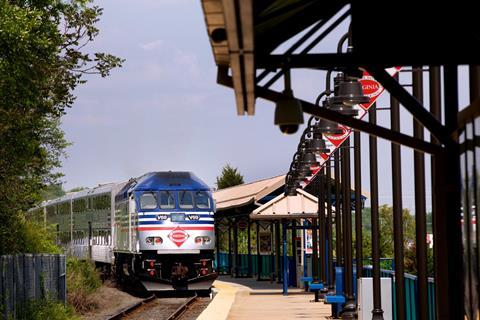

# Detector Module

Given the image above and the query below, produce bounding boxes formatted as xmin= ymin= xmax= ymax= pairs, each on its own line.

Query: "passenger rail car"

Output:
xmin=33 ymin=172 xmax=217 ymax=291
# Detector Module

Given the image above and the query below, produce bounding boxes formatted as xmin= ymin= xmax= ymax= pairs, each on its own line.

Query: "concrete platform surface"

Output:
xmin=198 ymin=276 xmax=331 ymax=320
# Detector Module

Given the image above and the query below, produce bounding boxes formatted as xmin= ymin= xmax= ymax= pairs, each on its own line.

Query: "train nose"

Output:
xmin=171 ymin=262 xmax=189 ymax=280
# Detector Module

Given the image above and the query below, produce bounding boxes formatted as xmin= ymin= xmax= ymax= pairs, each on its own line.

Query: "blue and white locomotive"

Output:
xmin=34 ymin=171 xmax=217 ymax=291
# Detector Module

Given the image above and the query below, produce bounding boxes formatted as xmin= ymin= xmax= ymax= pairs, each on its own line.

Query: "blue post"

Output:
xmin=303 ymin=220 xmax=308 ymax=278
xmin=282 ymin=221 xmax=288 ymax=296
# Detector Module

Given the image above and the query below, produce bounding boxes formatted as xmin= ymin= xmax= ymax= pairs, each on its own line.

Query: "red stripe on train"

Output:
xmin=136 ymin=226 xmax=214 ymax=231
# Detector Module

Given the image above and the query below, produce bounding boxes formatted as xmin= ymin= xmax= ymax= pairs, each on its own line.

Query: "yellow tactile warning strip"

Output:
xmin=197 ymin=280 xmax=242 ymax=320
xmin=198 ymin=279 xmax=331 ymax=320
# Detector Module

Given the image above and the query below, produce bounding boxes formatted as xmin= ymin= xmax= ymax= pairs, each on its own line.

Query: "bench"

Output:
xmin=300 ymin=276 xmax=313 ymax=291
xmin=309 ymin=283 xmax=324 ymax=302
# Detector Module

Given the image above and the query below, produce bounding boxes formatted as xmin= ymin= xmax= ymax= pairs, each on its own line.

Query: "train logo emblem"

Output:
xmin=168 ymin=226 xmax=189 ymax=247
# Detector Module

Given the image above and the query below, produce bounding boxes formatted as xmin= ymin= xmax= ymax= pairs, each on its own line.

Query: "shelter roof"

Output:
xmin=213 ymin=175 xmax=285 ymax=211
xmin=251 ymin=188 xmax=322 ymax=220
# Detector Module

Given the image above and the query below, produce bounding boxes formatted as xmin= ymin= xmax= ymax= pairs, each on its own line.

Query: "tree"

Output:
xmin=356 ymin=205 xmax=416 ymax=259
xmin=68 ymin=187 xmax=87 ymax=193
xmin=0 ymin=0 xmax=123 ymax=254
xmin=215 ymin=164 xmax=244 ymax=190
xmin=41 ymin=184 xmax=66 ymax=201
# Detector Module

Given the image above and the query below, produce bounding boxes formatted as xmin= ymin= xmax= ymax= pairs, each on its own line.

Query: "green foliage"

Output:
xmin=66 ymin=258 xmax=101 ymax=312
xmin=41 ymin=184 xmax=66 ymax=201
xmin=68 ymin=186 xmax=86 ymax=193
xmin=0 ymin=0 xmax=123 ymax=254
xmin=356 ymin=205 xmax=416 ymax=258
xmin=17 ymin=298 xmax=79 ymax=320
xmin=16 ymin=217 xmax=61 ymax=254
xmin=215 ymin=164 xmax=244 ymax=190
xmin=354 ymin=205 xmax=433 ymax=276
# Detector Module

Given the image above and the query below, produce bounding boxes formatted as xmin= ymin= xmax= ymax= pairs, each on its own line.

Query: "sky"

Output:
xmin=60 ymin=1 xmax=471 ymax=212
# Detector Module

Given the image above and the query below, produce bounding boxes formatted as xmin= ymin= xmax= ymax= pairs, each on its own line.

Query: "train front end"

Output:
xmin=133 ymin=172 xmax=217 ymax=291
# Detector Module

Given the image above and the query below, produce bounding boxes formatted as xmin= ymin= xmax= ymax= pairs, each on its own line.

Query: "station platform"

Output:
xmin=198 ymin=276 xmax=330 ymax=320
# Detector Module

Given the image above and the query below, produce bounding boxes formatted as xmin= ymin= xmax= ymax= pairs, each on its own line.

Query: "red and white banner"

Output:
xmin=300 ymin=66 xmax=402 ymax=187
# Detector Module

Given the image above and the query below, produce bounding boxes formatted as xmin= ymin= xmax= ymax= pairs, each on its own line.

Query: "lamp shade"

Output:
xmin=284 ymin=187 xmax=298 ymax=196
xmin=301 ymin=152 xmax=319 ymax=168
xmin=307 ymin=133 xmax=330 ymax=154
xmin=337 ymin=78 xmax=370 ymax=106
xmin=329 ymin=97 xmax=359 ymax=117
xmin=314 ymin=119 xmax=343 ymax=135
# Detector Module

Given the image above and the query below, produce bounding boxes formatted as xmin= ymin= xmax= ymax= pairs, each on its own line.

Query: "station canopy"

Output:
xmin=251 ymin=188 xmax=322 ymax=220
xmin=213 ymin=175 xmax=285 ymax=211
xmin=201 ymin=0 xmax=480 ymax=116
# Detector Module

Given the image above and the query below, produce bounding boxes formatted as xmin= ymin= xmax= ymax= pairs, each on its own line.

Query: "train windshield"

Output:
xmin=195 ymin=191 xmax=211 ymax=209
xmin=179 ymin=191 xmax=194 ymax=209
xmin=140 ymin=192 xmax=157 ymax=210
xmin=159 ymin=191 xmax=175 ymax=209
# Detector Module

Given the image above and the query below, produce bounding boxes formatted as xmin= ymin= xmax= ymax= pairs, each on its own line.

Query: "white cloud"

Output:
xmin=173 ymin=49 xmax=200 ymax=77
xmin=140 ymin=39 xmax=164 ymax=51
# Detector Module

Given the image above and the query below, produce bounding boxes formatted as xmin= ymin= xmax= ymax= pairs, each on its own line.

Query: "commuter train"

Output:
xmin=31 ymin=172 xmax=217 ymax=291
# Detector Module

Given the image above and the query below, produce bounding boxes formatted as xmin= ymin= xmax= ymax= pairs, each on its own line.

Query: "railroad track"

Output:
xmin=107 ymin=293 xmax=201 ymax=320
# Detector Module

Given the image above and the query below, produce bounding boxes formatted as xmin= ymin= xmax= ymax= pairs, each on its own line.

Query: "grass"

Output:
xmin=16 ymin=298 xmax=79 ymax=320
xmin=66 ymin=257 xmax=102 ymax=313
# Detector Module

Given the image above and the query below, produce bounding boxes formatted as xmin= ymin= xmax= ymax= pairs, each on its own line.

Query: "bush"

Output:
xmin=17 ymin=298 xmax=79 ymax=320
xmin=67 ymin=258 xmax=101 ymax=313
xmin=16 ymin=216 xmax=61 ymax=254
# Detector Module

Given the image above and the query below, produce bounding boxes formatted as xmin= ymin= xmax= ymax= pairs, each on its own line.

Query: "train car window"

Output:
xmin=73 ymin=198 xmax=87 ymax=213
xmin=195 ymin=191 xmax=211 ymax=209
xmin=140 ymin=192 xmax=157 ymax=210
xmin=159 ymin=191 xmax=175 ymax=209
xmin=46 ymin=205 xmax=56 ymax=217
xmin=179 ymin=191 xmax=194 ymax=209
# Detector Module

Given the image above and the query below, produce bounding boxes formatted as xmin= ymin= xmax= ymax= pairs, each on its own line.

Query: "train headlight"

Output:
xmin=154 ymin=237 xmax=163 ymax=244
xmin=188 ymin=214 xmax=200 ymax=220
xmin=194 ymin=236 xmax=211 ymax=245
xmin=146 ymin=237 xmax=154 ymax=245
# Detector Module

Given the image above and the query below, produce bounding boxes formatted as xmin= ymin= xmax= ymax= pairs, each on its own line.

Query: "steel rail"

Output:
xmin=166 ymin=294 xmax=198 ymax=320
xmin=106 ymin=295 xmax=156 ymax=320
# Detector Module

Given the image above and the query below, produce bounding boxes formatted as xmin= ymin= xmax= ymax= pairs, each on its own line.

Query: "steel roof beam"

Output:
xmin=218 ymin=68 xmax=442 ymax=155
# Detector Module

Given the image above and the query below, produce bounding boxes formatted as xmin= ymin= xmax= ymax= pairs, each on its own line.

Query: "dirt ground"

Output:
xmin=81 ymin=282 xmax=144 ymax=320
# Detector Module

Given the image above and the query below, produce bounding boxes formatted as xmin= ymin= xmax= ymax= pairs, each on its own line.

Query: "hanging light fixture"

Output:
xmin=336 ymin=76 xmax=370 ymax=106
xmin=306 ymin=132 xmax=330 ymax=154
xmin=300 ymin=152 xmax=319 ymax=169
xmin=314 ymin=100 xmax=344 ymax=134
xmin=274 ymin=68 xmax=304 ymax=134
xmin=328 ymin=96 xmax=359 ymax=117
xmin=285 ymin=187 xmax=298 ymax=196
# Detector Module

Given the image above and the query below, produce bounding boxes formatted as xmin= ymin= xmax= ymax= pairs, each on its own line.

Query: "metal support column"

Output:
xmin=312 ymin=217 xmax=319 ymax=282
xmin=412 ymin=66 xmax=428 ymax=320
xmin=428 ymin=65 xmax=441 ymax=320
xmin=234 ymin=218 xmax=239 ymax=277
xmin=228 ymin=220 xmax=232 ymax=275
xmin=257 ymin=221 xmax=262 ymax=281
xmin=354 ymin=131 xmax=363 ymax=278
xmin=247 ymin=216 xmax=252 ymax=277
xmin=318 ymin=170 xmax=327 ymax=288
xmin=391 ymin=73 xmax=406 ymax=320
xmin=342 ymin=138 xmax=356 ymax=318
xmin=283 ymin=220 xmax=289 ymax=295
xmin=292 ymin=220 xmax=297 ymax=287
xmin=369 ymin=104 xmax=384 ymax=319
xmin=326 ymin=159 xmax=335 ymax=293
xmin=276 ymin=221 xmax=281 ymax=282
xmin=334 ymin=152 xmax=343 ymax=267
xmin=271 ymin=222 xmax=275 ymax=281
xmin=215 ymin=223 xmax=220 ymax=272
xmin=433 ymin=65 xmax=464 ymax=319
